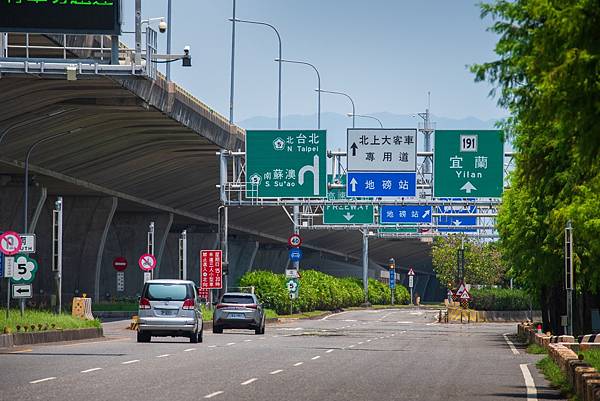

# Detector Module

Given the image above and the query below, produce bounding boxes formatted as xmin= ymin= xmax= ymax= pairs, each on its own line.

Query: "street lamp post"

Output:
xmin=316 ymin=89 xmax=355 ymax=128
xmin=231 ymin=17 xmax=282 ymax=129
xmin=348 ymin=113 xmax=383 ymax=128
xmin=275 ymin=58 xmax=321 ymax=129
xmin=0 ymin=109 xmax=69 ymax=148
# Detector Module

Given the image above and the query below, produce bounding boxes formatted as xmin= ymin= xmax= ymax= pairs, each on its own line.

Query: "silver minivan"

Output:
xmin=137 ymin=279 xmax=203 ymax=343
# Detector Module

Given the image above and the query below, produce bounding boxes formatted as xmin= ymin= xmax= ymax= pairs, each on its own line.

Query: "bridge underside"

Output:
xmin=0 ymin=73 xmax=439 ymax=301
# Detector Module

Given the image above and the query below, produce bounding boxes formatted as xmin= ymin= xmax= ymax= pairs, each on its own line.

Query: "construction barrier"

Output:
xmin=72 ymin=296 xmax=94 ymax=320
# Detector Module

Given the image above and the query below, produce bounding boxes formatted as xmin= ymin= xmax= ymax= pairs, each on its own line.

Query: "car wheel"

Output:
xmin=198 ymin=330 xmax=203 ymax=343
xmin=189 ymin=330 xmax=198 ymax=343
xmin=137 ymin=331 xmax=151 ymax=343
xmin=213 ymin=325 xmax=223 ymax=334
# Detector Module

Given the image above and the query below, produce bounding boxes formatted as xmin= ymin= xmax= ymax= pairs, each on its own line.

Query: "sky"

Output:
xmin=121 ymin=0 xmax=506 ymax=127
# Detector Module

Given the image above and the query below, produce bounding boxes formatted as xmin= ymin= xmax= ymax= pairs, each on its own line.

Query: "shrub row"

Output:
xmin=469 ymin=288 xmax=535 ymax=311
xmin=239 ymin=270 xmax=410 ymax=315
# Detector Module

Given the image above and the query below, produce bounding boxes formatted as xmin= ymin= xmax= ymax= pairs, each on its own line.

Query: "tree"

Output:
xmin=471 ymin=0 xmax=600 ymax=334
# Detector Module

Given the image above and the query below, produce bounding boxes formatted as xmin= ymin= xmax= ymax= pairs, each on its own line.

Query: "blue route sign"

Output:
xmin=389 ymin=270 xmax=396 ymax=289
xmin=289 ymin=248 xmax=303 ymax=262
xmin=346 ymin=172 xmax=416 ymax=197
xmin=380 ymin=205 xmax=432 ymax=224
xmin=436 ymin=205 xmax=477 ymax=232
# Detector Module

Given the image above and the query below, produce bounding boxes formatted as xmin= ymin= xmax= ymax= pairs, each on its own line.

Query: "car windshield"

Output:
xmin=145 ymin=284 xmax=190 ymax=301
xmin=221 ymin=295 xmax=255 ymax=304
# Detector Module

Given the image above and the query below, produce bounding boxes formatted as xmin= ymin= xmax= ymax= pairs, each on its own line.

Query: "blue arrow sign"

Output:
xmin=288 ymin=248 xmax=303 ymax=262
xmin=380 ymin=205 xmax=432 ymax=224
xmin=436 ymin=205 xmax=477 ymax=232
xmin=389 ymin=270 xmax=396 ymax=289
xmin=346 ymin=172 xmax=416 ymax=197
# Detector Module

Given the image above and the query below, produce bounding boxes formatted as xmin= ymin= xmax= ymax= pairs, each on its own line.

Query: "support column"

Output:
xmin=94 ymin=197 xmax=118 ymax=301
xmin=155 ymin=212 xmax=174 ymax=278
xmin=362 ymin=229 xmax=370 ymax=306
xmin=29 ymin=185 xmax=47 ymax=233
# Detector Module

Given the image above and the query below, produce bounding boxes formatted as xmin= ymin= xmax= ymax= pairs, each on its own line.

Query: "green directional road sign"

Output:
xmin=379 ymin=225 xmax=418 ymax=234
xmin=434 ymin=130 xmax=504 ymax=198
xmin=324 ymin=175 xmax=374 ymax=225
xmin=246 ymin=130 xmax=327 ymax=198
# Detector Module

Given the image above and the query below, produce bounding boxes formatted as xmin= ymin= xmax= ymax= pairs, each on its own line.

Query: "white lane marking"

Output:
xmin=241 ymin=378 xmax=258 ymax=386
xmin=226 ymin=342 xmax=236 ymax=346
xmin=270 ymin=369 xmax=284 ymax=375
xmin=410 ymin=312 xmax=423 ymax=316
xmin=520 ymin=364 xmax=538 ymax=401
xmin=358 ymin=342 xmax=364 ymax=345
xmin=277 ymin=327 xmax=302 ymax=331
xmin=272 ymin=335 xmax=280 ymax=338
xmin=366 ymin=339 xmax=372 ymax=342
xmin=121 ymin=359 xmax=139 ymax=365
xmin=326 ymin=349 xmax=334 ymax=353
xmin=343 ymin=319 xmax=357 ymax=322
xmin=294 ymin=362 xmax=303 ymax=366
xmin=311 ymin=355 xmax=321 ymax=360
xmin=30 ymin=377 xmax=56 ymax=384
xmin=259 ymin=337 xmax=267 ymax=340
xmin=81 ymin=368 xmax=102 ymax=373
xmin=244 ymin=339 xmax=252 ymax=342
xmin=503 ymin=333 xmax=520 ymax=355
xmin=204 ymin=391 xmax=224 ymax=398
xmin=321 ymin=310 xmax=349 ymax=320
xmin=349 ymin=345 xmax=356 ymax=348
xmin=208 ymin=345 xmax=217 ymax=348
xmin=156 ymin=354 xmax=170 ymax=358
xmin=184 ymin=348 xmax=196 ymax=352
xmin=397 ymin=321 xmax=412 ymax=324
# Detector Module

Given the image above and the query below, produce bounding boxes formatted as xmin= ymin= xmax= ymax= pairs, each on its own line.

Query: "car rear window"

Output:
xmin=221 ymin=295 xmax=255 ymax=304
xmin=144 ymin=284 xmax=191 ymax=301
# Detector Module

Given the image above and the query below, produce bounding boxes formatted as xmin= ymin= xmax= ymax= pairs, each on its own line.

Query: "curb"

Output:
xmin=0 ymin=327 xmax=103 ymax=348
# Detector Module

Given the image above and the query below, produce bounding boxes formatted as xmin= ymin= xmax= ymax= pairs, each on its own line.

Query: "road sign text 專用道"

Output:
xmin=434 ymin=130 xmax=504 ymax=198
xmin=246 ymin=130 xmax=327 ymax=198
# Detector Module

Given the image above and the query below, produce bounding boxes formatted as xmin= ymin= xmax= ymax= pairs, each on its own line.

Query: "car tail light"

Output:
xmin=216 ymin=303 xmax=225 ymax=309
xmin=139 ymin=297 xmax=151 ymax=309
xmin=245 ymin=304 xmax=258 ymax=309
xmin=182 ymin=299 xmax=195 ymax=310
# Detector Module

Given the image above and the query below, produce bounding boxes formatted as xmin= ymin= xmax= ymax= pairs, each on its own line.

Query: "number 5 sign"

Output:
xmin=10 ymin=254 xmax=39 ymax=284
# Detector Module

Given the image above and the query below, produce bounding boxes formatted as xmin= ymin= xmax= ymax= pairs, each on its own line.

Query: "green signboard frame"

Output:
xmin=433 ymin=130 xmax=504 ymax=198
xmin=246 ymin=130 xmax=327 ymax=199
xmin=323 ymin=175 xmax=374 ymax=225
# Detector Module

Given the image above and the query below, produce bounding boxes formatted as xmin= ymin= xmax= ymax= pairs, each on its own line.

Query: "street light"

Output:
xmin=231 ymin=17 xmax=282 ymax=129
xmin=316 ymin=89 xmax=355 ymax=128
xmin=275 ymin=58 xmax=321 ymax=129
xmin=347 ymin=113 xmax=383 ymax=128
xmin=0 ymin=109 xmax=69 ymax=148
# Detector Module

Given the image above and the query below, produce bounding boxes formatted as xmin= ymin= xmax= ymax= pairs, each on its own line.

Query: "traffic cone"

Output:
xmin=537 ymin=324 xmax=542 ymax=334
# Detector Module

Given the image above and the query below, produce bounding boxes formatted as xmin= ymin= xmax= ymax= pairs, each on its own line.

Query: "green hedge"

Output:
xmin=239 ymin=270 xmax=409 ymax=314
xmin=469 ymin=288 xmax=535 ymax=311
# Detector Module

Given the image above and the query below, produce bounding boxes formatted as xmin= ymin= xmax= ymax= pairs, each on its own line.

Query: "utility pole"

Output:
xmin=147 ymin=222 xmax=154 ymax=281
xmin=52 ymin=197 xmax=63 ymax=314
xmin=362 ymin=229 xmax=370 ymax=306
xmin=565 ymin=220 xmax=573 ymax=335
xmin=179 ymin=230 xmax=187 ymax=280
xmin=166 ymin=0 xmax=172 ymax=81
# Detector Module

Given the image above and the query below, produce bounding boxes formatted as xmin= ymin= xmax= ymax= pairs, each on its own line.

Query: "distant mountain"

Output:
xmin=239 ymin=112 xmax=500 ymax=150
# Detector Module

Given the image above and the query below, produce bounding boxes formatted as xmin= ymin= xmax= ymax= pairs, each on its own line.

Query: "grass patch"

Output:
xmin=0 ymin=309 xmax=101 ymax=333
xmin=537 ymin=356 xmax=578 ymax=400
xmin=527 ymin=343 xmax=547 ymax=354
xmin=580 ymin=349 xmax=600 ymax=371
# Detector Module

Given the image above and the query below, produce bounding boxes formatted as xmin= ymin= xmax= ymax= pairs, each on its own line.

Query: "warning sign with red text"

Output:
xmin=200 ymin=250 xmax=222 ymax=289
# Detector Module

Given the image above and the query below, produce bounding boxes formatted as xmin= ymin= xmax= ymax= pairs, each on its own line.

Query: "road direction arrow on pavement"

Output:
xmin=12 ymin=283 xmax=32 ymax=299
xmin=347 ymin=129 xmax=417 ymax=172
xmin=245 ymin=130 xmax=327 ymax=198
xmin=0 ymin=231 xmax=22 ymax=256
xmin=434 ymin=130 xmax=504 ymax=198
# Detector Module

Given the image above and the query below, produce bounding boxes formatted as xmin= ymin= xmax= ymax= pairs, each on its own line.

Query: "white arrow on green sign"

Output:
xmin=323 ymin=175 xmax=374 ymax=225
xmin=433 ymin=130 xmax=504 ymax=198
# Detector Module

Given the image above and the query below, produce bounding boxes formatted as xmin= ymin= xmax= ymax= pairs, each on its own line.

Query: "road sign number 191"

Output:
xmin=460 ymin=135 xmax=478 ymax=152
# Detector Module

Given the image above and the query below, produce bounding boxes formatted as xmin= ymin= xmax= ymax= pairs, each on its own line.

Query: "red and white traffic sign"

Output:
xmin=288 ymin=234 xmax=302 ymax=248
xmin=113 ymin=257 xmax=128 ymax=272
xmin=407 ymin=267 xmax=415 ymax=276
xmin=138 ymin=253 xmax=157 ymax=272
xmin=200 ymin=250 xmax=222 ymax=289
xmin=0 ymin=231 xmax=22 ymax=256
xmin=456 ymin=281 xmax=466 ymax=296
xmin=460 ymin=289 xmax=472 ymax=301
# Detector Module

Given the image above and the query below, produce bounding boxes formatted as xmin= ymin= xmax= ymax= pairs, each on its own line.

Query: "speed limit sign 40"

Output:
xmin=288 ymin=234 xmax=302 ymax=248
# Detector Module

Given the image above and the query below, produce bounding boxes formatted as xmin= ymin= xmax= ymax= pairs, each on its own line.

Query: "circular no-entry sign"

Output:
xmin=288 ymin=234 xmax=302 ymax=248
xmin=113 ymin=257 xmax=128 ymax=272
xmin=0 ymin=231 xmax=23 ymax=256
xmin=138 ymin=253 xmax=157 ymax=272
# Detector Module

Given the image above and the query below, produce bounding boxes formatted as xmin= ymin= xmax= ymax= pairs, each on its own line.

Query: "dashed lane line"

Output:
xmin=326 ymin=349 xmax=334 ymax=353
xmin=270 ymin=369 xmax=284 ymax=375
xmin=348 ymin=345 xmax=355 ymax=348
xmin=81 ymin=368 xmax=102 ymax=373
xmin=184 ymin=348 xmax=196 ymax=352
xmin=204 ymin=391 xmax=224 ymax=399
xmin=226 ymin=342 xmax=236 ymax=346
xmin=244 ymin=339 xmax=252 ymax=342
xmin=312 ymin=356 xmax=321 ymax=360
xmin=241 ymin=378 xmax=258 ymax=386
xmin=156 ymin=354 xmax=170 ymax=358
xmin=293 ymin=362 xmax=303 ymax=366
xmin=30 ymin=377 xmax=56 ymax=384
xmin=121 ymin=359 xmax=139 ymax=365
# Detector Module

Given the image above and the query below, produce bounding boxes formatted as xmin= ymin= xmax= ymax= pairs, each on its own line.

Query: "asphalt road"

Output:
xmin=0 ymin=308 xmax=565 ymax=401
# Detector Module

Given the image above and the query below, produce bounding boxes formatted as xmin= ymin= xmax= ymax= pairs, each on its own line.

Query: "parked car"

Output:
xmin=212 ymin=292 xmax=265 ymax=335
xmin=137 ymin=279 xmax=203 ymax=343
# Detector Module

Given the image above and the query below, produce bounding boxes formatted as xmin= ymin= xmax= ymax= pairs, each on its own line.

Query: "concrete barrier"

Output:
xmin=446 ymin=308 xmax=540 ymax=323
xmin=0 ymin=327 xmax=103 ymax=348
xmin=72 ymin=297 xmax=94 ymax=320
